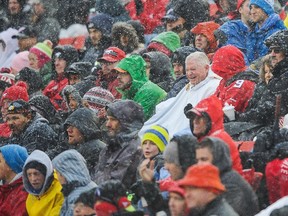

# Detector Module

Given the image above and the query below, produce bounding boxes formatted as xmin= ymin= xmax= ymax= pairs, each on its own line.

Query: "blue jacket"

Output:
xmin=246 ymin=14 xmax=286 ymax=63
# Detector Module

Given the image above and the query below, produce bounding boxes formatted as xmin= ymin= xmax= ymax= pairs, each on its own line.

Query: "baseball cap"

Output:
xmin=12 ymin=26 xmax=37 ymax=39
xmin=98 ymin=47 xmax=126 ymax=63
xmin=162 ymin=9 xmax=180 ymax=22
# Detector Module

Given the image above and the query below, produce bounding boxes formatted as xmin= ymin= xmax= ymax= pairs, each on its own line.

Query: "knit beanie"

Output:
xmin=0 ymin=71 xmax=15 ymax=88
xmin=0 ymin=144 xmax=28 ymax=174
xmin=29 ymin=40 xmax=53 ymax=69
xmin=24 ymin=161 xmax=47 ymax=177
xmin=250 ymin=0 xmax=274 ymax=15
xmin=177 ymin=164 xmax=226 ymax=194
xmin=10 ymin=51 xmax=30 ymax=74
xmin=0 ymin=81 xmax=29 ymax=105
xmin=83 ymin=87 xmax=115 ymax=111
xmin=141 ymin=125 xmax=170 ymax=152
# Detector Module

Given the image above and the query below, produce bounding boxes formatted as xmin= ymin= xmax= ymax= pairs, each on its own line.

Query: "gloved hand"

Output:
xmin=184 ymin=103 xmax=193 ymax=119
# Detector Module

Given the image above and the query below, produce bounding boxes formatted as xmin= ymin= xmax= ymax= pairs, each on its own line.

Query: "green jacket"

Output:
xmin=40 ymin=61 xmax=53 ymax=87
xmin=151 ymin=31 xmax=181 ymax=53
xmin=116 ymin=55 xmax=167 ymax=120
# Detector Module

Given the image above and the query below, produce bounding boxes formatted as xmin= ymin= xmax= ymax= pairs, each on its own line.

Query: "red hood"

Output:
xmin=211 ymin=45 xmax=247 ymax=80
xmin=193 ymin=95 xmax=224 ymax=138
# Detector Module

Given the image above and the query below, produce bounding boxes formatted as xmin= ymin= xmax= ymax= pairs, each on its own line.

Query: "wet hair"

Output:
xmin=259 ymin=55 xmax=273 ymax=82
xmin=74 ymin=189 xmax=96 ymax=208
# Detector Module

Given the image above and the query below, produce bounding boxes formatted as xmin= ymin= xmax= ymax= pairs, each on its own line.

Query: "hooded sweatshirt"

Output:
xmin=203 ymin=137 xmax=259 ymax=216
xmin=23 ymin=150 xmax=64 ymax=216
xmin=190 ymin=95 xmax=243 ymax=173
xmin=52 ymin=149 xmax=97 ymax=216
xmin=212 ymin=45 xmax=258 ymax=112
xmin=116 ymin=55 xmax=167 ymax=120
xmin=64 ymin=108 xmax=106 ymax=173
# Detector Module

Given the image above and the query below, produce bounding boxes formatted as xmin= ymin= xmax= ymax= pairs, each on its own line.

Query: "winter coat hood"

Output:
xmin=190 ymin=95 xmax=224 ymax=138
xmin=64 ymin=108 xmax=101 ymax=141
xmin=191 ymin=21 xmax=220 ymax=53
xmin=65 ymin=62 xmax=92 ymax=79
xmin=23 ymin=150 xmax=54 ymax=196
xmin=212 ymin=45 xmax=247 ymax=80
xmin=201 ymin=137 xmax=232 ymax=174
xmin=111 ymin=22 xmax=139 ymax=54
xmin=61 ymin=85 xmax=82 ymax=111
xmin=150 ymin=31 xmax=181 ymax=53
xmin=106 ymin=99 xmax=144 ymax=134
xmin=52 ymin=149 xmax=91 ymax=185
xmin=52 ymin=45 xmax=79 ymax=68
xmin=144 ymin=51 xmax=174 ymax=87
xmin=172 ymin=46 xmax=199 ymax=70
xmin=115 ymin=54 xmax=148 ymax=97
xmin=86 ymin=13 xmax=114 ymax=37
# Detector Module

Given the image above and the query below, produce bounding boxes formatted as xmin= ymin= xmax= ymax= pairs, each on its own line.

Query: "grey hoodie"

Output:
xmin=203 ymin=137 xmax=259 ymax=216
xmin=23 ymin=150 xmax=54 ymax=196
xmin=52 ymin=149 xmax=97 ymax=216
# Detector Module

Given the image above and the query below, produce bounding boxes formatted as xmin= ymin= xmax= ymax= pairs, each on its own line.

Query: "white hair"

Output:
xmin=185 ymin=51 xmax=210 ymax=66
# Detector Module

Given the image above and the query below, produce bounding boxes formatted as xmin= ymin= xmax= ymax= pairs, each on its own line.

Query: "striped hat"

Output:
xmin=142 ymin=125 xmax=170 ymax=152
xmin=29 ymin=40 xmax=53 ymax=68
xmin=83 ymin=87 xmax=115 ymax=111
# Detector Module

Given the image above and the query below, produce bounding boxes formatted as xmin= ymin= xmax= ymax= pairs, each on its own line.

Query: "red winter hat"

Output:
xmin=177 ymin=164 xmax=225 ymax=194
xmin=0 ymin=70 xmax=15 ymax=86
xmin=98 ymin=47 xmax=126 ymax=63
xmin=1 ymin=81 xmax=29 ymax=105
xmin=191 ymin=21 xmax=220 ymax=52
xmin=168 ymin=183 xmax=185 ymax=197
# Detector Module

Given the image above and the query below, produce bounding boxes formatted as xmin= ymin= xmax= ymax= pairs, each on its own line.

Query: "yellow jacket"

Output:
xmin=26 ymin=172 xmax=64 ymax=216
xmin=284 ymin=15 xmax=288 ymax=28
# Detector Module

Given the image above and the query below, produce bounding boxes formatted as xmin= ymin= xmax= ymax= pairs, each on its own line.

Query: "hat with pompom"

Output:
xmin=0 ymin=81 xmax=29 ymax=105
xmin=29 ymin=40 xmax=53 ymax=69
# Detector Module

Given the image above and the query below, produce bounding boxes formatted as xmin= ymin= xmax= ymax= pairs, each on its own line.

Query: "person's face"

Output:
xmin=89 ymin=28 xmax=102 ymax=47
xmin=56 ymin=170 xmax=67 ymax=185
xmin=269 ymin=48 xmax=286 ymax=66
xmin=173 ymin=62 xmax=184 ymax=79
xmin=67 ymin=125 xmax=85 ymax=145
xmin=54 ymin=58 xmax=67 ymax=74
xmin=117 ymin=72 xmax=132 ymax=90
xmin=106 ymin=115 xmax=121 ymax=137
xmin=165 ymin=162 xmax=184 ymax=180
xmin=195 ymin=34 xmax=209 ymax=51
xmin=68 ymin=74 xmax=81 ymax=85
xmin=18 ymin=37 xmax=38 ymax=52
xmin=166 ymin=18 xmax=185 ymax=32
xmin=184 ymin=186 xmax=209 ymax=210
xmin=169 ymin=192 xmax=186 ymax=216
xmin=219 ymin=0 xmax=231 ymax=13
xmin=0 ymin=153 xmax=12 ymax=181
xmin=8 ymin=0 xmax=21 ymax=15
xmin=196 ymin=148 xmax=213 ymax=165
xmin=142 ymin=140 xmax=160 ymax=159
xmin=239 ymin=0 xmax=251 ymax=24
xmin=264 ymin=64 xmax=273 ymax=84
xmin=73 ymin=202 xmax=96 ymax=216
xmin=32 ymin=2 xmax=45 ymax=16
xmin=1 ymin=99 xmax=12 ymax=121
xmin=120 ymin=35 xmax=129 ymax=47
xmin=185 ymin=59 xmax=208 ymax=85
xmin=68 ymin=95 xmax=79 ymax=111
xmin=193 ymin=115 xmax=208 ymax=137
xmin=28 ymin=52 xmax=39 ymax=70
xmin=26 ymin=168 xmax=45 ymax=190
xmin=6 ymin=113 xmax=30 ymax=135
xmin=250 ymin=5 xmax=268 ymax=25
xmin=100 ymin=61 xmax=118 ymax=75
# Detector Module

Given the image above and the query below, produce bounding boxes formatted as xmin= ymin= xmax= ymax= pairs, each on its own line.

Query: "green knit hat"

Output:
xmin=30 ymin=40 xmax=53 ymax=58
xmin=141 ymin=125 xmax=170 ymax=152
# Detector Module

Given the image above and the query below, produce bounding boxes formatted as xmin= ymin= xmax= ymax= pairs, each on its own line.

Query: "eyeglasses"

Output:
xmin=268 ymin=48 xmax=282 ymax=54
xmin=99 ymin=61 xmax=114 ymax=67
xmin=103 ymin=50 xmax=118 ymax=57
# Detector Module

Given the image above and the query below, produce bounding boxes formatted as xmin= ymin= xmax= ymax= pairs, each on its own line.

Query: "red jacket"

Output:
xmin=266 ymin=158 xmax=288 ymax=204
xmin=0 ymin=177 xmax=28 ymax=216
xmin=43 ymin=75 xmax=68 ymax=110
xmin=212 ymin=45 xmax=256 ymax=112
xmin=193 ymin=95 xmax=243 ymax=173
xmin=0 ymin=122 xmax=11 ymax=138
xmin=125 ymin=0 xmax=169 ymax=34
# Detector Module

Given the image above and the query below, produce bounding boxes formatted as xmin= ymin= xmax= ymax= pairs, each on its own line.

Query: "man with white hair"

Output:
xmin=139 ymin=51 xmax=221 ymax=138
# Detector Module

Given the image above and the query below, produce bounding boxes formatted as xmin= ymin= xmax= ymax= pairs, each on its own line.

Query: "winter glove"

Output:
xmin=184 ymin=103 xmax=193 ymax=119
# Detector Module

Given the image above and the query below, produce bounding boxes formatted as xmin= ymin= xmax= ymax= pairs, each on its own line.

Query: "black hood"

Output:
xmin=64 ymin=108 xmax=101 ymax=141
